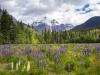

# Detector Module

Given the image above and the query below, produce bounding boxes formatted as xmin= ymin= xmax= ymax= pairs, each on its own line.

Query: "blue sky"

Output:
xmin=0 ymin=0 xmax=100 ymax=25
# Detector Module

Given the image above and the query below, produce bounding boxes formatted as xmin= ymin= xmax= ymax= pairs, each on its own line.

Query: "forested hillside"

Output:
xmin=0 ymin=9 xmax=39 ymax=44
xmin=39 ymin=29 xmax=100 ymax=43
xmin=38 ymin=16 xmax=100 ymax=43
xmin=0 ymin=8 xmax=100 ymax=44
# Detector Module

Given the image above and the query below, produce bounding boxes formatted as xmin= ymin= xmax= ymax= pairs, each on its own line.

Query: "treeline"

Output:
xmin=40 ymin=29 xmax=100 ymax=43
xmin=0 ymin=9 xmax=39 ymax=44
xmin=0 ymin=8 xmax=100 ymax=44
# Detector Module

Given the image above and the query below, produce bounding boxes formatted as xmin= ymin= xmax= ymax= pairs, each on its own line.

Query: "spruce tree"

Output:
xmin=0 ymin=10 xmax=11 ymax=43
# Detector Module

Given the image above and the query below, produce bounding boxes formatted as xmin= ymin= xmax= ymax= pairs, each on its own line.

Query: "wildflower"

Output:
xmin=0 ymin=53 xmax=3 ymax=57
xmin=48 ymin=48 xmax=51 ymax=52
xmin=22 ymin=64 xmax=26 ymax=71
xmin=84 ymin=49 xmax=90 ymax=56
xmin=11 ymin=62 xmax=14 ymax=72
xmin=18 ymin=60 xmax=21 ymax=66
xmin=8 ymin=51 xmax=16 ymax=55
xmin=16 ymin=62 xmax=19 ymax=71
xmin=34 ymin=51 xmax=45 ymax=58
xmin=0 ymin=45 xmax=4 ymax=49
xmin=29 ymin=48 xmax=33 ymax=52
xmin=96 ymin=46 xmax=100 ymax=53
xmin=54 ymin=56 xmax=61 ymax=64
xmin=26 ymin=48 xmax=33 ymax=54
xmin=38 ymin=60 xmax=46 ymax=69
xmin=68 ymin=64 xmax=71 ymax=72
xmin=27 ymin=61 xmax=30 ymax=71
xmin=1 ymin=49 xmax=9 ymax=53
xmin=95 ymin=46 xmax=100 ymax=60
xmin=80 ymin=48 xmax=83 ymax=52
xmin=3 ymin=45 xmax=10 ymax=49
xmin=56 ymin=49 xmax=65 ymax=55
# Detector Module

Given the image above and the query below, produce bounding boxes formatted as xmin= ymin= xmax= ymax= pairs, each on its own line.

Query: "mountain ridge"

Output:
xmin=71 ymin=16 xmax=100 ymax=31
xmin=32 ymin=18 xmax=74 ymax=32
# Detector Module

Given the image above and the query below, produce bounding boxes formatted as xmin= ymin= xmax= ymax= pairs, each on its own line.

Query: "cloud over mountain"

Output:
xmin=0 ymin=0 xmax=100 ymax=25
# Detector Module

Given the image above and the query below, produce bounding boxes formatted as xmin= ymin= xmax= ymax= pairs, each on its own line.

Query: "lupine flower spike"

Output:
xmin=27 ymin=61 xmax=30 ymax=71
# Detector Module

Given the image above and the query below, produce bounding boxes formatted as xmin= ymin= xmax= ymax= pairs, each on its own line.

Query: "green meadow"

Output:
xmin=0 ymin=44 xmax=100 ymax=75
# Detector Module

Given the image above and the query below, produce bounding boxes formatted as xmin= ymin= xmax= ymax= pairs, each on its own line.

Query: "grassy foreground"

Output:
xmin=0 ymin=44 xmax=100 ymax=75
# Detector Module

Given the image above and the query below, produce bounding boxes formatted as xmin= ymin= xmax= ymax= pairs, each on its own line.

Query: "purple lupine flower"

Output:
xmin=48 ymin=48 xmax=51 ymax=52
xmin=34 ymin=51 xmax=45 ymax=58
xmin=28 ymin=48 xmax=33 ymax=53
xmin=84 ymin=49 xmax=90 ymax=56
xmin=96 ymin=46 xmax=100 ymax=53
xmin=38 ymin=60 xmax=46 ymax=69
xmin=3 ymin=45 xmax=10 ymax=49
xmin=0 ymin=49 xmax=9 ymax=53
xmin=56 ymin=49 xmax=65 ymax=55
xmin=7 ymin=51 xmax=16 ymax=55
xmin=26 ymin=48 xmax=33 ymax=54
xmin=0 ymin=53 xmax=3 ymax=57
xmin=95 ymin=46 xmax=100 ymax=60
xmin=54 ymin=56 xmax=61 ymax=64
xmin=0 ymin=45 xmax=5 ymax=49
xmin=80 ymin=48 xmax=83 ymax=52
xmin=67 ymin=64 xmax=71 ymax=72
xmin=0 ymin=49 xmax=9 ymax=56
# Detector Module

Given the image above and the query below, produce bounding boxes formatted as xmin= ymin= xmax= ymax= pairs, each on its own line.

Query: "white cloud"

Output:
xmin=0 ymin=0 xmax=100 ymax=25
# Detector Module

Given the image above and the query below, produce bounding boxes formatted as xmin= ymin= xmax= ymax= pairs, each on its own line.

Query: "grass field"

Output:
xmin=0 ymin=44 xmax=100 ymax=75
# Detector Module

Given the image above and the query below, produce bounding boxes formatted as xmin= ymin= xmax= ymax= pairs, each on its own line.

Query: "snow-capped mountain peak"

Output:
xmin=32 ymin=17 xmax=74 ymax=32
